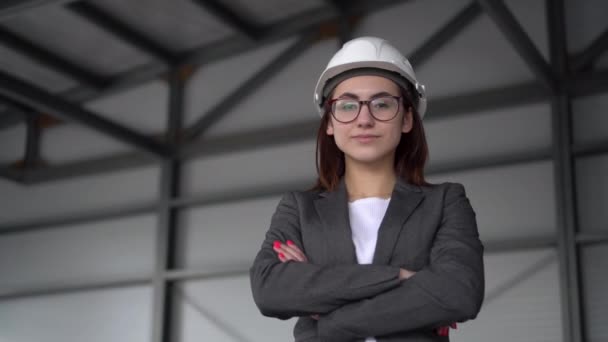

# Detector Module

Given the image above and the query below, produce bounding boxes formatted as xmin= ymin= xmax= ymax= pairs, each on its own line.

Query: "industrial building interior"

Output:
xmin=0 ymin=0 xmax=607 ymax=341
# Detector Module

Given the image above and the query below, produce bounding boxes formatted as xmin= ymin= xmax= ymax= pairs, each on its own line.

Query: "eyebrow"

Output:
xmin=336 ymin=91 xmax=397 ymax=99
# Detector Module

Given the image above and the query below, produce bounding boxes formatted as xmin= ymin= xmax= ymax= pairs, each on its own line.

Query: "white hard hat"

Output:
xmin=314 ymin=36 xmax=427 ymax=118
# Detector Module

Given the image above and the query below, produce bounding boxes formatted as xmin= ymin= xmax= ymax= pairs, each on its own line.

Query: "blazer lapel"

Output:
xmin=372 ymin=179 xmax=424 ymax=265
xmin=314 ymin=180 xmax=357 ymax=264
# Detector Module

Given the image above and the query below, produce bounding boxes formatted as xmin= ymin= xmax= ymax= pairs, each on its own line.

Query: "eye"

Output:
xmin=337 ymin=100 xmax=359 ymax=111
xmin=371 ymin=98 xmax=393 ymax=110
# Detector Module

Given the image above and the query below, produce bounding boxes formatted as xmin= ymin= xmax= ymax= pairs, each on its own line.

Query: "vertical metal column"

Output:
xmin=547 ymin=1 xmax=585 ymax=341
xmin=24 ymin=112 xmax=41 ymax=169
xmin=151 ymin=69 xmax=186 ymax=342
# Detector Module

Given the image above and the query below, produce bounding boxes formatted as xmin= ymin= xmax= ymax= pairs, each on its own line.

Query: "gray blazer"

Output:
xmin=250 ymin=179 xmax=484 ymax=341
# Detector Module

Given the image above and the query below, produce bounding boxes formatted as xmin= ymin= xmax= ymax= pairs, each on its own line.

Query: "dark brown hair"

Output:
xmin=311 ymin=85 xmax=430 ymax=192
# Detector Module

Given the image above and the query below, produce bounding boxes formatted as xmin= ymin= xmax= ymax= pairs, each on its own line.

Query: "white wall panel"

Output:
xmin=184 ymin=38 xmax=295 ymax=127
xmin=0 ymin=166 xmax=159 ymax=226
xmin=575 ymin=153 xmax=608 ymax=233
xmin=453 ymin=249 xmax=562 ymax=342
xmin=0 ymin=285 xmax=152 ymax=342
xmin=572 ymin=92 xmax=608 ymax=146
xmin=84 ymin=80 xmax=168 ymax=134
xmin=581 ymin=244 xmax=608 ymax=342
xmin=0 ymin=123 xmax=25 ymax=163
xmin=428 ymin=161 xmax=556 ymax=242
xmin=203 ymin=39 xmax=337 ymax=138
xmin=177 ymin=196 xmax=280 ymax=272
xmin=0 ymin=214 xmax=156 ymax=294
xmin=174 ymin=276 xmax=294 ymax=342
xmin=182 ymin=140 xmax=316 ymax=196
xmin=425 ymin=103 xmax=552 ymax=166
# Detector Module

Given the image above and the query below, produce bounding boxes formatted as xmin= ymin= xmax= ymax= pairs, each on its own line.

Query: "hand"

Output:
xmin=398 ymin=268 xmax=416 ymax=280
xmin=273 ymin=240 xmax=308 ymax=263
xmin=273 ymin=240 xmax=318 ymax=319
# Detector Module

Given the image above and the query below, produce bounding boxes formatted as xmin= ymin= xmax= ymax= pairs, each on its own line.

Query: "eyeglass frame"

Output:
xmin=326 ymin=95 xmax=404 ymax=123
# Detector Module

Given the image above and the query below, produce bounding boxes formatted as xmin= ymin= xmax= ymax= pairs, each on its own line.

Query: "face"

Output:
xmin=326 ymin=75 xmax=413 ymax=167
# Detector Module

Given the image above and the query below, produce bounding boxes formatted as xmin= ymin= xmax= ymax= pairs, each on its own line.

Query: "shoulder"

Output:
xmin=277 ymin=189 xmax=323 ymax=206
xmin=419 ymin=182 xmax=467 ymax=196
xmin=417 ymin=182 xmax=471 ymax=209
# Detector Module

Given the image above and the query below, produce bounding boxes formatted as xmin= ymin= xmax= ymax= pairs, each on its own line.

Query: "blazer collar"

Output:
xmin=314 ymin=178 xmax=424 ymax=265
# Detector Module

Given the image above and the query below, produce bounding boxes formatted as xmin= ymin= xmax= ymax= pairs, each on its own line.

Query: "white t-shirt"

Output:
xmin=348 ymin=197 xmax=391 ymax=342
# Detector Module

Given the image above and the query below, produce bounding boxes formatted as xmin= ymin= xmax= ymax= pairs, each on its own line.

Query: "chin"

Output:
xmin=344 ymin=150 xmax=393 ymax=165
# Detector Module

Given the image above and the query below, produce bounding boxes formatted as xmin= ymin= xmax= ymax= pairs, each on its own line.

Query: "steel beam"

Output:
xmin=427 ymin=148 xmax=552 ymax=175
xmin=0 ymin=70 xmax=172 ymax=158
xmin=181 ymin=119 xmax=318 ymax=159
xmin=0 ymin=0 xmax=76 ymax=21
xmin=151 ymin=70 xmax=185 ymax=342
xmin=483 ymin=236 xmax=557 ymax=253
xmin=572 ymin=139 xmax=608 ymax=158
xmin=0 ymin=101 xmax=26 ymax=129
xmin=576 ymin=232 xmax=608 ymax=246
xmin=183 ymin=33 xmax=317 ymax=141
xmin=477 ymin=0 xmax=557 ymax=92
xmin=191 ymin=0 xmax=261 ymax=40
xmin=66 ymin=1 xmax=176 ymax=65
xmin=570 ymin=68 xmax=608 ymax=97
xmin=0 ymin=25 xmax=106 ymax=89
xmin=430 ymin=81 xmax=548 ymax=119
xmin=23 ymin=112 xmax=41 ymax=168
xmin=572 ymin=27 xmax=608 ymax=72
xmin=0 ymin=201 xmax=158 ymax=234
xmin=409 ymin=1 xmax=482 ymax=67
xmin=547 ymin=1 xmax=584 ymax=341
xmin=0 ymin=277 xmax=152 ymax=301
xmin=23 ymin=151 xmax=154 ymax=184
xmin=0 ymin=164 xmax=23 ymax=182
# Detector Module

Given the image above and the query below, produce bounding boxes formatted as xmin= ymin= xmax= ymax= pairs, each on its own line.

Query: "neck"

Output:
xmin=344 ymin=156 xmax=397 ymax=201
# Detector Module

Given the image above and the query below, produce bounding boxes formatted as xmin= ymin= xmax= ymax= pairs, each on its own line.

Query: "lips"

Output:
xmin=352 ymin=134 xmax=379 ymax=143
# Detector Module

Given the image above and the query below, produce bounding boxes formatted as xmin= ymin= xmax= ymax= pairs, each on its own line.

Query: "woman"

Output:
xmin=250 ymin=36 xmax=484 ymax=341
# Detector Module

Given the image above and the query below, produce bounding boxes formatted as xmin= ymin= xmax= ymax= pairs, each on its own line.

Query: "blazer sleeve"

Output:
xmin=250 ymin=191 xmax=402 ymax=319
xmin=317 ymin=183 xmax=485 ymax=340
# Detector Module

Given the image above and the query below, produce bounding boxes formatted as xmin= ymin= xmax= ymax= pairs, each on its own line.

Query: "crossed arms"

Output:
xmin=249 ymin=183 xmax=484 ymax=340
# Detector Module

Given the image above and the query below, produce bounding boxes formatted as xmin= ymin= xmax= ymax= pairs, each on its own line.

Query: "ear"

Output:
xmin=326 ymin=119 xmax=334 ymax=135
xmin=402 ymin=108 xmax=413 ymax=134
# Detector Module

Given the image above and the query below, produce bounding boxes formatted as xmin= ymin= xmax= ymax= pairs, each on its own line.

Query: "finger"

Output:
xmin=278 ymin=253 xmax=288 ymax=263
xmin=278 ymin=244 xmax=305 ymax=262
xmin=273 ymin=241 xmax=307 ymax=262
xmin=286 ymin=241 xmax=308 ymax=261
xmin=310 ymin=314 xmax=320 ymax=320
xmin=273 ymin=241 xmax=304 ymax=262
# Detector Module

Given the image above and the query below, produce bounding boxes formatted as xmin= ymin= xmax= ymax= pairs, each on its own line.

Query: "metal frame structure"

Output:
xmin=1 ymin=0 xmax=608 ymax=341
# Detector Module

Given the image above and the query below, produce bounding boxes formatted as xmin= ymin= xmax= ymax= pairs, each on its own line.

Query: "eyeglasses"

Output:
xmin=328 ymin=96 xmax=401 ymax=123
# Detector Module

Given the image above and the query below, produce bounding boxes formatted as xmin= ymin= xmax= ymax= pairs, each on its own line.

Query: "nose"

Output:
xmin=356 ymin=103 xmax=374 ymax=127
